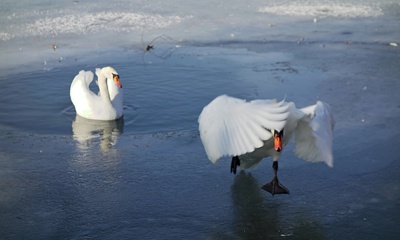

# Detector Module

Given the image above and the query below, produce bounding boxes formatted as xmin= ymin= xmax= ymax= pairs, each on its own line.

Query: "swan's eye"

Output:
xmin=112 ymin=74 xmax=122 ymax=88
xmin=112 ymin=74 xmax=120 ymax=82
xmin=273 ymin=129 xmax=284 ymax=137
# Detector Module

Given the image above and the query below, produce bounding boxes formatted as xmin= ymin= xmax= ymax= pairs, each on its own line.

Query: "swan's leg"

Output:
xmin=230 ymin=156 xmax=241 ymax=174
xmin=261 ymin=161 xmax=290 ymax=195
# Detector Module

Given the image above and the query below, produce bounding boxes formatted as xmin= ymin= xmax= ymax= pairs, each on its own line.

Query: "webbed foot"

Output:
xmin=261 ymin=176 xmax=290 ymax=195
xmin=261 ymin=161 xmax=289 ymax=195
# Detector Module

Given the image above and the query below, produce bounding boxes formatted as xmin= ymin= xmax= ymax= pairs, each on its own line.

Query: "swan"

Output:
xmin=198 ymin=95 xmax=334 ymax=195
xmin=70 ymin=66 xmax=123 ymax=120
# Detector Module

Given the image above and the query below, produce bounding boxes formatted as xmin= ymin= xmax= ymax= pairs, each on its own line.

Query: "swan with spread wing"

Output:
xmin=198 ymin=95 xmax=334 ymax=195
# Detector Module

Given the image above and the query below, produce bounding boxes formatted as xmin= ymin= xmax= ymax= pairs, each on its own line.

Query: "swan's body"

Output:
xmin=198 ymin=95 xmax=334 ymax=195
xmin=70 ymin=67 xmax=123 ymax=121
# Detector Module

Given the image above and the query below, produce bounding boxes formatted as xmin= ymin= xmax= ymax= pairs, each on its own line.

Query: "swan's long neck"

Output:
xmin=107 ymin=79 xmax=118 ymax=102
xmin=98 ymin=74 xmax=112 ymax=105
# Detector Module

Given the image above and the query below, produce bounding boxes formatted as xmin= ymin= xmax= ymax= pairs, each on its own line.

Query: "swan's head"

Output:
xmin=272 ymin=129 xmax=284 ymax=152
xmin=101 ymin=66 xmax=122 ymax=88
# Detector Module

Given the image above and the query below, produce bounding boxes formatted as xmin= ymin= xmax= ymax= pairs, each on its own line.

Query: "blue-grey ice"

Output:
xmin=0 ymin=0 xmax=399 ymax=239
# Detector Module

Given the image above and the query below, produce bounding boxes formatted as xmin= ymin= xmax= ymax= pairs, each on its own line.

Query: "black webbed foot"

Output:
xmin=261 ymin=161 xmax=290 ymax=195
xmin=261 ymin=176 xmax=290 ymax=195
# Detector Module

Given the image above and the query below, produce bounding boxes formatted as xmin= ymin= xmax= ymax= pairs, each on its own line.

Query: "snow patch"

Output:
xmin=1 ymin=11 xmax=191 ymax=40
xmin=258 ymin=3 xmax=383 ymax=18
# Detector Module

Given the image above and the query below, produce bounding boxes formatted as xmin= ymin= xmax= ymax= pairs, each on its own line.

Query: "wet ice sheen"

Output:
xmin=0 ymin=0 xmax=400 ymax=239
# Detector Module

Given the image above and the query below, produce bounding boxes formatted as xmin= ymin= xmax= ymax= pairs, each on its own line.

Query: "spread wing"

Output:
xmin=198 ymin=95 xmax=290 ymax=163
xmin=294 ymin=101 xmax=335 ymax=167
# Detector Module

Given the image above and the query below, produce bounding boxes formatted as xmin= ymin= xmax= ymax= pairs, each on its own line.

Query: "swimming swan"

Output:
xmin=70 ymin=66 xmax=123 ymax=120
xmin=198 ymin=95 xmax=334 ymax=195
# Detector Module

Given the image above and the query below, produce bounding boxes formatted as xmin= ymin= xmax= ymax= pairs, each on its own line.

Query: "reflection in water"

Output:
xmin=72 ymin=115 xmax=124 ymax=153
xmin=66 ymin=115 xmax=126 ymax=232
xmin=230 ymin=172 xmax=284 ymax=239
xmin=230 ymin=172 xmax=324 ymax=239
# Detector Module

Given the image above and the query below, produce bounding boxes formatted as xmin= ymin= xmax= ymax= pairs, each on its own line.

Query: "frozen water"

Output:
xmin=258 ymin=1 xmax=384 ymax=18
xmin=0 ymin=0 xmax=399 ymax=239
xmin=1 ymin=0 xmax=399 ymax=75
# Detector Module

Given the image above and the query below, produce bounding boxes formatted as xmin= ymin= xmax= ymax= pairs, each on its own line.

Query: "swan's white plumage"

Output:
xmin=198 ymin=95 xmax=334 ymax=169
xmin=295 ymin=101 xmax=334 ymax=167
xmin=70 ymin=67 xmax=123 ymax=121
xmin=198 ymin=95 xmax=290 ymax=163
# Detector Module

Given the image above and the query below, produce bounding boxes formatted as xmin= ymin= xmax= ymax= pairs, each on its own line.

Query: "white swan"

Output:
xmin=70 ymin=66 xmax=123 ymax=120
xmin=198 ymin=95 xmax=334 ymax=195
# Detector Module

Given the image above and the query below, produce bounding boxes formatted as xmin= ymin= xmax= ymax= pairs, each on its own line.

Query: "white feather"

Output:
xmin=70 ymin=67 xmax=123 ymax=121
xmin=198 ymin=95 xmax=290 ymax=163
xmin=198 ymin=95 xmax=334 ymax=169
xmin=295 ymin=101 xmax=334 ymax=167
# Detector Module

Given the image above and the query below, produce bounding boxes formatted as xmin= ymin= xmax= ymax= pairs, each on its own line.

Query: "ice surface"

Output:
xmin=1 ymin=0 xmax=399 ymax=75
xmin=2 ymin=10 xmax=189 ymax=40
xmin=0 ymin=0 xmax=399 ymax=239
xmin=258 ymin=1 xmax=384 ymax=18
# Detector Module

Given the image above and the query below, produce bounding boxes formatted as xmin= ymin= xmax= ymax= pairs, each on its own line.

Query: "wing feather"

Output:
xmin=294 ymin=101 xmax=334 ymax=167
xmin=198 ymin=95 xmax=289 ymax=163
xmin=231 ymin=117 xmax=246 ymax=154
xmin=70 ymin=70 xmax=98 ymax=109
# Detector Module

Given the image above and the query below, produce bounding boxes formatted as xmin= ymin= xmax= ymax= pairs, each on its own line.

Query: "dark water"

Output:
xmin=0 ymin=48 xmax=268 ymax=134
xmin=0 ymin=42 xmax=329 ymax=135
xmin=1 ymin=42 xmax=399 ymax=239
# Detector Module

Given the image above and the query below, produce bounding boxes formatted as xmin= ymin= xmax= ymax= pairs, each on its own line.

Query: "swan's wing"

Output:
xmin=70 ymin=70 xmax=99 ymax=116
xmin=294 ymin=101 xmax=334 ymax=167
xmin=198 ymin=95 xmax=290 ymax=163
xmin=70 ymin=70 xmax=96 ymax=98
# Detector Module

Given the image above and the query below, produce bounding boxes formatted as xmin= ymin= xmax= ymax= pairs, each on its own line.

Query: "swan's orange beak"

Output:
xmin=113 ymin=75 xmax=122 ymax=88
xmin=274 ymin=130 xmax=283 ymax=152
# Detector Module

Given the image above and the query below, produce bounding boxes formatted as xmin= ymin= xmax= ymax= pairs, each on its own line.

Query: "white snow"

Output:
xmin=258 ymin=3 xmax=383 ymax=18
xmin=0 ymin=0 xmax=399 ymax=75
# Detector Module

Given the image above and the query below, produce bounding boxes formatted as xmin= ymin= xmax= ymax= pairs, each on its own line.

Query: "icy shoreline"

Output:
xmin=1 ymin=0 xmax=399 ymax=77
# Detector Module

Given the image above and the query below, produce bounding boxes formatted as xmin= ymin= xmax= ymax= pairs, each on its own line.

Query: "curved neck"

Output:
xmin=107 ymin=78 xmax=118 ymax=101
xmin=98 ymin=74 xmax=112 ymax=104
